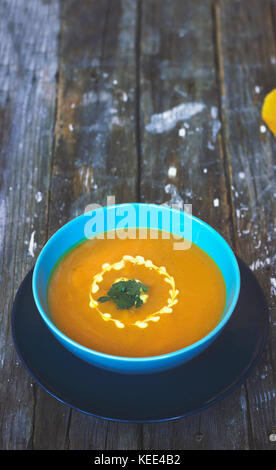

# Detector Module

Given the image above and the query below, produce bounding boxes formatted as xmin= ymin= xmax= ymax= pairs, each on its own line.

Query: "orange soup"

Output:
xmin=48 ymin=229 xmax=226 ymax=357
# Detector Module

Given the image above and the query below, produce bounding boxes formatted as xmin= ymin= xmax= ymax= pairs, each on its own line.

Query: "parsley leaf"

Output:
xmin=98 ymin=279 xmax=148 ymax=310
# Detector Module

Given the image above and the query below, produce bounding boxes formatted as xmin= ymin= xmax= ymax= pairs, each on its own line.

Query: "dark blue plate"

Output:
xmin=11 ymin=257 xmax=269 ymax=423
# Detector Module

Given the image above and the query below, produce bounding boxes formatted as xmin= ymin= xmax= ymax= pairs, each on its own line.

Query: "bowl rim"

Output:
xmin=32 ymin=202 xmax=241 ymax=364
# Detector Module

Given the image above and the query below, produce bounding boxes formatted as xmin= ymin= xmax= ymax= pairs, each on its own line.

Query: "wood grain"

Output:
xmin=215 ymin=0 xmax=276 ymax=450
xmin=139 ymin=0 xmax=249 ymax=450
xmin=0 ymin=0 xmax=60 ymax=449
xmin=32 ymin=0 xmax=142 ymax=450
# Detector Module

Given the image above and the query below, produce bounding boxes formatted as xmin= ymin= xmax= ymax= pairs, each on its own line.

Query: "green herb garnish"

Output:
xmin=98 ymin=279 xmax=148 ymax=310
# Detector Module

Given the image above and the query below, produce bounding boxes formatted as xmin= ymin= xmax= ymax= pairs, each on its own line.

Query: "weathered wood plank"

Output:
xmin=48 ymin=0 xmax=138 ymax=236
xmin=144 ymin=387 xmax=249 ymax=450
xmin=0 ymin=0 xmax=59 ymax=449
xmin=138 ymin=0 xmax=252 ymax=450
xmin=32 ymin=0 xmax=142 ymax=450
xmin=215 ymin=0 xmax=276 ymax=450
xmin=67 ymin=416 xmax=143 ymax=450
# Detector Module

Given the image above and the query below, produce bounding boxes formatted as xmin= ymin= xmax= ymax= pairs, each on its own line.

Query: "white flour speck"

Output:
xmin=0 ymin=199 xmax=6 ymax=251
xmin=121 ymin=91 xmax=128 ymax=102
xmin=238 ymin=171 xmax=245 ymax=179
xmin=68 ymin=123 xmax=74 ymax=132
xmin=213 ymin=198 xmax=220 ymax=207
xmin=145 ymin=102 xmax=205 ymax=134
xmin=212 ymin=120 xmax=221 ymax=143
xmin=250 ymin=258 xmax=271 ymax=271
xmin=28 ymin=231 xmax=37 ymax=257
xmin=164 ymin=184 xmax=184 ymax=210
xmin=209 ymin=106 xmax=221 ymax=145
xmin=178 ymin=127 xmax=186 ymax=137
xmin=168 ymin=166 xmax=177 ymax=178
xmin=210 ymin=106 xmax=218 ymax=119
xmin=174 ymin=88 xmax=188 ymax=98
xmin=240 ymin=395 xmax=247 ymax=411
xmin=35 ymin=191 xmax=42 ymax=203
xmin=178 ymin=28 xmax=187 ymax=38
xmin=271 ymin=278 xmax=276 ymax=296
xmin=260 ymin=125 xmax=266 ymax=133
xmin=203 ymin=168 xmax=208 ymax=174
xmin=254 ymin=86 xmax=261 ymax=94
xmin=207 ymin=141 xmax=215 ymax=151
xmin=111 ymin=115 xmax=122 ymax=126
xmin=255 ymin=239 xmax=261 ymax=249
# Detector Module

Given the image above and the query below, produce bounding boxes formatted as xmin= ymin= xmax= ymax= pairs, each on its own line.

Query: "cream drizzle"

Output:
xmin=89 ymin=255 xmax=179 ymax=329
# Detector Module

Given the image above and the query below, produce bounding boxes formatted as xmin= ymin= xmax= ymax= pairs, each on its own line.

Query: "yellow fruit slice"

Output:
xmin=261 ymin=89 xmax=276 ymax=136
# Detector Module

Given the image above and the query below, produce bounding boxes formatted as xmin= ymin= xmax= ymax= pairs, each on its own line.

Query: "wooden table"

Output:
xmin=0 ymin=0 xmax=275 ymax=450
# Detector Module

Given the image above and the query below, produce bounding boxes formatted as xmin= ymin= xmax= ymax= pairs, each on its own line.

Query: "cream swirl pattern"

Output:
xmin=89 ymin=255 xmax=179 ymax=329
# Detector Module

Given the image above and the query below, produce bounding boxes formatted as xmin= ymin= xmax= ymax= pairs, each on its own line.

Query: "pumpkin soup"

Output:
xmin=48 ymin=228 xmax=226 ymax=357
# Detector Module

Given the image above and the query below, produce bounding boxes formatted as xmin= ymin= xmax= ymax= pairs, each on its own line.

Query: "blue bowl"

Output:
xmin=32 ymin=203 xmax=240 ymax=374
